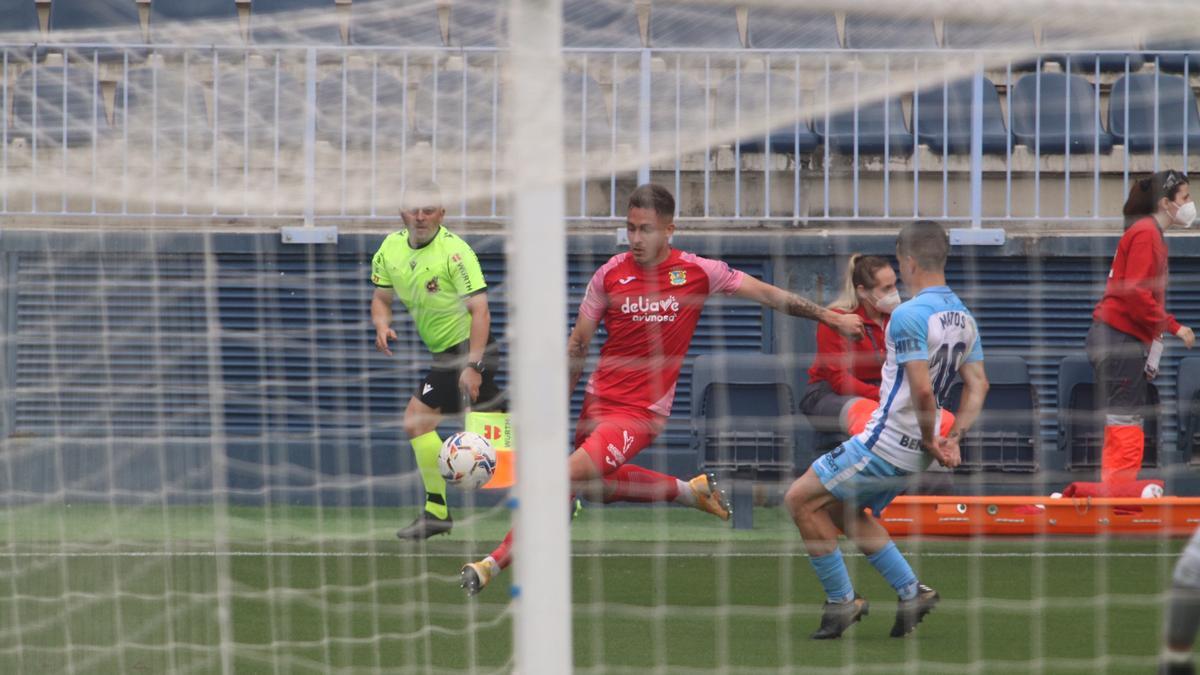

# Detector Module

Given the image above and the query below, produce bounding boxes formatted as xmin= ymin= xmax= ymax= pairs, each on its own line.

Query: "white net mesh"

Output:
xmin=2 ymin=0 xmax=1199 ymax=672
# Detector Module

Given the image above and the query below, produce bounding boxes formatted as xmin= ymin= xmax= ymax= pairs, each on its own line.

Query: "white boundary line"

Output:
xmin=0 ymin=550 xmax=1184 ymax=559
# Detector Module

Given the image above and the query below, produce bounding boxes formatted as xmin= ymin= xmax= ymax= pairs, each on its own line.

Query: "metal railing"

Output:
xmin=0 ymin=43 xmax=1196 ymax=227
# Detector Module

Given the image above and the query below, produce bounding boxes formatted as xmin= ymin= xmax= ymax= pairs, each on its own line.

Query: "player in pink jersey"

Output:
xmin=460 ymin=184 xmax=864 ymax=595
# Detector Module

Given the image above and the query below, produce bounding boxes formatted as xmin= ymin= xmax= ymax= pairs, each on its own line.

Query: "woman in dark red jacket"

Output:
xmin=1089 ymin=170 xmax=1196 ymax=484
xmin=801 ymin=254 xmax=900 ymax=435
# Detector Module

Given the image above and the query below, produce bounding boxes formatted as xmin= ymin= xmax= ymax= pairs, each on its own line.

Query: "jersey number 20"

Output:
xmin=929 ymin=341 xmax=967 ymax=402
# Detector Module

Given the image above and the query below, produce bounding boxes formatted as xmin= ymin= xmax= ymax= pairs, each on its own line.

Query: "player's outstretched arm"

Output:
xmin=371 ymin=288 xmax=398 ymax=356
xmin=733 ymin=275 xmax=864 ymax=340
xmin=567 ymin=312 xmax=600 ymax=396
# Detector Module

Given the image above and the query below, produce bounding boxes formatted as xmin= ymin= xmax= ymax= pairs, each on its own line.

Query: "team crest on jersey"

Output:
xmin=451 ymin=253 xmax=462 ymax=263
xmin=425 ymin=277 xmax=440 ymax=293
xmin=669 ymin=269 xmax=687 ymax=286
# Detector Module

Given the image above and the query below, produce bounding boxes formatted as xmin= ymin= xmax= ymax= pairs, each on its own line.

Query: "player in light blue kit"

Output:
xmin=785 ymin=221 xmax=991 ymax=640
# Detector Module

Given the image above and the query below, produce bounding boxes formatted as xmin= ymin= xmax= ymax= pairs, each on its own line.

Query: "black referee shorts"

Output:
xmin=415 ymin=336 xmax=506 ymax=414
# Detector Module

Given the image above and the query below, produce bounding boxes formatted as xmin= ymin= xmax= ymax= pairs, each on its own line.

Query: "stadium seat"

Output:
xmin=350 ymin=0 xmax=442 ymax=46
xmin=1042 ymin=26 xmax=1145 ymax=73
xmin=913 ymin=76 xmax=1010 ymax=155
xmin=843 ymin=14 xmax=936 ymax=50
xmin=564 ymin=0 xmax=642 ymax=48
xmin=250 ymin=0 xmax=342 ymax=47
xmin=1010 ymin=73 xmax=1114 ymax=154
xmin=713 ymin=72 xmax=820 ymax=154
xmin=944 ymin=355 xmax=1039 ymax=471
xmin=689 ymin=352 xmax=811 ymax=529
xmin=0 ymin=0 xmax=43 ymax=61
xmin=213 ymin=67 xmax=306 ymax=146
xmin=114 ymin=67 xmax=212 ymax=151
xmin=1177 ymin=357 xmax=1200 ymax=463
xmin=48 ymin=0 xmax=145 ymax=62
xmin=317 ymin=69 xmax=407 ymax=147
xmin=150 ymin=0 xmax=241 ymax=46
xmin=613 ymin=71 xmax=708 ymax=155
xmin=1146 ymin=38 xmax=1200 ymax=75
xmin=649 ymin=0 xmax=742 ymax=49
xmin=0 ymin=0 xmax=41 ymax=41
xmin=1057 ymin=354 xmax=1159 ymax=471
xmin=941 ymin=20 xmax=1037 ymax=71
xmin=813 ymin=73 xmax=914 ymax=155
xmin=562 ymin=72 xmax=614 ymax=157
xmin=11 ymin=65 xmax=108 ymax=146
xmin=744 ymin=8 xmax=838 ymax=49
xmin=446 ymin=0 xmax=507 ymax=48
xmin=412 ymin=68 xmax=500 ymax=152
xmin=1108 ymin=73 xmax=1200 ymax=153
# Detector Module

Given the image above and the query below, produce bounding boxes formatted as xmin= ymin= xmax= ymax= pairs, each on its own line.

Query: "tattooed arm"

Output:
xmin=733 ymin=275 xmax=864 ymax=339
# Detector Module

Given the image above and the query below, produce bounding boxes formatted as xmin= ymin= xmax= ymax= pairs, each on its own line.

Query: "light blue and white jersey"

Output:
xmin=853 ymin=285 xmax=984 ymax=473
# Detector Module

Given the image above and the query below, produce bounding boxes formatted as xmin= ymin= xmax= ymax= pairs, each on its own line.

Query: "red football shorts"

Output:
xmin=575 ymin=394 xmax=665 ymax=474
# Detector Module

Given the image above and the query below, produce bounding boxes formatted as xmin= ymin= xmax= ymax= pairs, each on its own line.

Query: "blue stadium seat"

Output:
xmin=942 ymin=20 xmax=1033 ymax=50
xmin=614 ymin=71 xmax=708 ymax=154
xmin=0 ymin=0 xmax=43 ymax=61
xmin=317 ymin=69 xmax=407 ymax=147
xmin=714 ymin=72 xmax=819 ymax=154
xmin=0 ymin=0 xmax=40 ymax=40
xmin=941 ymin=20 xmax=1037 ymax=71
xmin=945 ymin=355 xmax=1039 ymax=471
xmin=744 ymin=8 xmax=838 ymax=49
xmin=1057 ymin=354 xmax=1159 ymax=471
xmin=914 ymin=76 xmax=1009 ymax=155
xmin=843 ymin=14 xmax=936 ymax=50
xmin=150 ymin=0 xmax=241 ymax=46
xmin=562 ymin=72 xmax=613 ymax=156
xmin=213 ymin=67 xmax=306 ymax=146
xmin=48 ymin=0 xmax=145 ymax=62
xmin=649 ymin=1 xmax=741 ymax=49
xmin=1109 ymin=73 xmax=1200 ymax=153
xmin=1147 ymin=39 xmax=1200 ymax=75
xmin=11 ymin=65 xmax=108 ymax=146
xmin=412 ymin=68 xmax=500 ymax=151
xmin=689 ymin=352 xmax=811 ymax=529
xmin=1177 ymin=357 xmax=1200 ymax=462
xmin=446 ymin=0 xmax=507 ymax=48
xmin=813 ymin=73 xmax=913 ymax=155
xmin=251 ymin=0 xmax=342 ymax=46
xmin=350 ymin=0 xmax=442 ymax=46
xmin=114 ymin=67 xmax=211 ymax=150
xmin=564 ymin=0 xmax=642 ymax=48
xmin=1042 ymin=26 xmax=1145 ymax=73
xmin=1011 ymin=73 xmax=1113 ymax=154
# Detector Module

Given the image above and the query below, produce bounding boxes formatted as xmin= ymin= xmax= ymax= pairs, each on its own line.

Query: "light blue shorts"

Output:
xmin=811 ymin=438 xmax=911 ymax=517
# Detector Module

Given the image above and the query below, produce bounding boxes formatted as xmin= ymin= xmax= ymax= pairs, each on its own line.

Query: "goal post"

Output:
xmin=507 ymin=0 xmax=573 ymax=673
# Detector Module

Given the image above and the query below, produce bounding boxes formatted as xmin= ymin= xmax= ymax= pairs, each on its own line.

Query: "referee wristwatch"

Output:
xmin=466 ymin=360 xmax=487 ymax=375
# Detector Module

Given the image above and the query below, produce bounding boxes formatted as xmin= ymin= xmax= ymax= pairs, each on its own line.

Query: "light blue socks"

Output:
xmin=868 ymin=542 xmax=919 ymax=600
xmin=809 ymin=549 xmax=855 ymax=604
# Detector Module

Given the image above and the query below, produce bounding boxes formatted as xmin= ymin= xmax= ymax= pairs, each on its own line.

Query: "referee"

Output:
xmin=371 ymin=179 xmax=503 ymax=540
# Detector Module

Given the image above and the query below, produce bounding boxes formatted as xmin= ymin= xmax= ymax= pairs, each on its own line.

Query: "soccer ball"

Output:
xmin=438 ymin=431 xmax=497 ymax=490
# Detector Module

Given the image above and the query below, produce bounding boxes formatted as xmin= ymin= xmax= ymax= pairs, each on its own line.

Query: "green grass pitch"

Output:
xmin=0 ymin=504 xmax=1188 ymax=673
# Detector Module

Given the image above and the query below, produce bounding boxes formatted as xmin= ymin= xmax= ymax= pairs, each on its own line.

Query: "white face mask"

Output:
xmin=1174 ymin=200 xmax=1198 ymax=227
xmin=873 ymin=290 xmax=902 ymax=314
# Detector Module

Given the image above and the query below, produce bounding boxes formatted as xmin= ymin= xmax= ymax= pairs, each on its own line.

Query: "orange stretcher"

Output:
xmin=877 ymin=495 xmax=1200 ymax=537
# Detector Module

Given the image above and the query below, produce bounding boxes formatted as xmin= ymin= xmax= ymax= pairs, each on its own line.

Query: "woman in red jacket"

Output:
xmin=800 ymin=254 xmax=899 ymax=435
xmin=1089 ymin=170 xmax=1196 ymax=484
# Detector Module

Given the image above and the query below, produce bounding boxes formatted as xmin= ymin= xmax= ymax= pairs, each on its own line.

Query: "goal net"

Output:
xmin=1 ymin=0 xmax=1198 ymax=672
